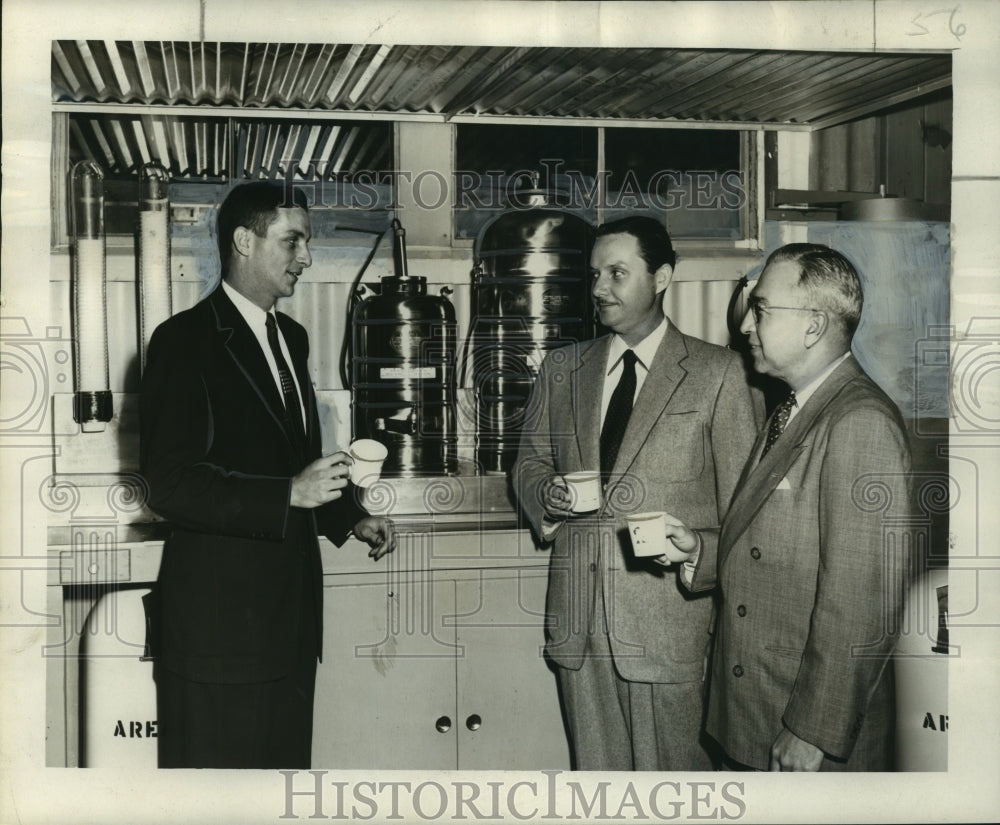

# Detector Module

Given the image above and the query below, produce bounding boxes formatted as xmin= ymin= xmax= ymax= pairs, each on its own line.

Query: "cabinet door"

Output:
xmin=452 ymin=569 xmax=571 ymax=769
xmin=313 ymin=575 xmax=459 ymax=768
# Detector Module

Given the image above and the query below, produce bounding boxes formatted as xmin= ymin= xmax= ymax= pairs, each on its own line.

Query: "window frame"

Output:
xmin=449 ymin=121 xmax=762 ymax=253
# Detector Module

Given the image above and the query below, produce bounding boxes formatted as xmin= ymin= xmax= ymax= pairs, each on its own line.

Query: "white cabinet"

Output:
xmin=314 ymin=574 xmax=460 ymax=769
xmin=313 ymin=533 xmax=570 ymax=769
xmin=49 ymin=526 xmax=571 ymax=770
xmin=453 ymin=571 xmax=569 ymax=770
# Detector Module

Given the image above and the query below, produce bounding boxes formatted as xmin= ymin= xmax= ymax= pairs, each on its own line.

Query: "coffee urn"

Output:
xmin=350 ymin=220 xmax=458 ymax=476
xmin=469 ymin=183 xmax=594 ymax=474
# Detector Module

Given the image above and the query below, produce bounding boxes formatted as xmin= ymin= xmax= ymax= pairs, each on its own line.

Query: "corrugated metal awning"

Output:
xmin=53 ymin=41 xmax=951 ymax=129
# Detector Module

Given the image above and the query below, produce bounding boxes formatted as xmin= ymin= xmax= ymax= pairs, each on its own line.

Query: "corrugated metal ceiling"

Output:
xmin=53 ymin=41 xmax=951 ymax=127
xmin=66 ymin=113 xmax=392 ymax=179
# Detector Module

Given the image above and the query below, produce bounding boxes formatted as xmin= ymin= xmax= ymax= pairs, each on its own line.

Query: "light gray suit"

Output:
xmin=689 ymin=355 xmax=912 ymax=770
xmin=514 ymin=321 xmax=761 ymax=768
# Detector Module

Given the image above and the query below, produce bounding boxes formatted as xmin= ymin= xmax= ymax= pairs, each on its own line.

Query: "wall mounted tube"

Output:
xmin=71 ymin=160 xmax=113 ymax=431
xmin=138 ymin=162 xmax=172 ymax=371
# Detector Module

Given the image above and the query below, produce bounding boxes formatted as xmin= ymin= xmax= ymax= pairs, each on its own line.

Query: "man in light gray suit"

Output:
xmin=664 ymin=243 xmax=912 ymax=771
xmin=513 ymin=216 xmax=761 ymax=770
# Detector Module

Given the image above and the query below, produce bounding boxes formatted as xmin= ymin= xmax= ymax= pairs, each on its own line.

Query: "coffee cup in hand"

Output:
xmin=348 ymin=439 xmax=388 ymax=488
xmin=626 ymin=511 xmax=691 ymax=562
xmin=564 ymin=471 xmax=601 ymax=513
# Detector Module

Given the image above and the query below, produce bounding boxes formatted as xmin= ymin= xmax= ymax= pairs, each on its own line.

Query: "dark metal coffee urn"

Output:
xmin=351 ymin=220 xmax=459 ymax=477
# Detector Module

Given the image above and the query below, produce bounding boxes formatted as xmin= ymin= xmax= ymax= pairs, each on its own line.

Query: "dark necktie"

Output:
xmin=600 ymin=349 xmax=639 ymax=483
xmin=760 ymin=391 xmax=797 ymax=459
xmin=265 ymin=313 xmax=306 ymax=449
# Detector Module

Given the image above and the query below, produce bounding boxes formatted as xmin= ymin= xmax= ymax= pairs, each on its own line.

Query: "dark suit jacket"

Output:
xmin=140 ymin=286 xmax=367 ymax=684
xmin=689 ymin=356 xmax=912 ymax=769
xmin=513 ymin=322 xmax=762 ymax=683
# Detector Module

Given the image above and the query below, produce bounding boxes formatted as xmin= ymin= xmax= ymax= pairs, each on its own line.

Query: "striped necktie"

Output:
xmin=265 ymin=312 xmax=306 ymax=449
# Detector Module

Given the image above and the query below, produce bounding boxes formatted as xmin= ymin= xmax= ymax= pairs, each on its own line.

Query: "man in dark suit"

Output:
xmin=664 ymin=243 xmax=912 ymax=770
xmin=140 ymin=181 xmax=395 ymax=769
xmin=513 ymin=216 xmax=761 ymax=770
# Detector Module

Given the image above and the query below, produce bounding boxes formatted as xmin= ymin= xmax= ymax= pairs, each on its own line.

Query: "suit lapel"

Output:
xmin=610 ymin=323 xmax=687 ymax=481
xmin=208 ymin=288 xmax=291 ymax=442
xmin=572 ymin=338 xmax=608 ymax=472
xmin=720 ymin=356 xmax=863 ymax=556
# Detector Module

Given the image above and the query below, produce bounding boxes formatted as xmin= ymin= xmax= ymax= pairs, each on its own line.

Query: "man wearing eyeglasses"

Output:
xmin=663 ymin=243 xmax=912 ymax=771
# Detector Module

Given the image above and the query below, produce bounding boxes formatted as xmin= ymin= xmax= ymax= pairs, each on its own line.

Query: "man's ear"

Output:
xmin=232 ymin=226 xmax=254 ymax=259
xmin=654 ymin=263 xmax=675 ymax=295
xmin=803 ymin=310 xmax=829 ymax=348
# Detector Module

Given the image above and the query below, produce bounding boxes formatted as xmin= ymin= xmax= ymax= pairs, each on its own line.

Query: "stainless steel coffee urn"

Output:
xmin=469 ymin=184 xmax=594 ymax=474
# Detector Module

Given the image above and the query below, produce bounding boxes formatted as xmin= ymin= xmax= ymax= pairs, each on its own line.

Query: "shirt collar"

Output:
xmin=607 ymin=317 xmax=668 ymax=374
xmin=222 ymin=279 xmax=273 ymax=330
xmin=793 ymin=351 xmax=851 ymax=410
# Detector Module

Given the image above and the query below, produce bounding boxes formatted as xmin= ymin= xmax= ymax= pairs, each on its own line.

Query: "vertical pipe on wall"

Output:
xmin=71 ymin=160 xmax=113 ymax=431
xmin=138 ymin=162 xmax=172 ymax=371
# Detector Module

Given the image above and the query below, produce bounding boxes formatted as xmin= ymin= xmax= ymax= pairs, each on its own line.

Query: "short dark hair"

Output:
xmin=766 ymin=243 xmax=864 ymax=337
xmin=217 ymin=181 xmax=309 ymax=273
xmin=595 ymin=216 xmax=677 ymax=272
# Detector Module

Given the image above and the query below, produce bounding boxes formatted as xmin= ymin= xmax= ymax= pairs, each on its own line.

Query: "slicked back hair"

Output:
xmin=217 ymin=181 xmax=309 ymax=274
xmin=765 ymin=243 xmax=864 ymax=339
xmin=595 ymin=215 xmax=677 ymax=275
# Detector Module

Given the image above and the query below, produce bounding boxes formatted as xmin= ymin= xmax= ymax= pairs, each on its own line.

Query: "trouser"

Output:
xmin=155 ymin=575 xmax=319 ymax=769
xmin=155 ymin=652 xmax=318 ymax=768
xmin=555 ymin=578 xmax=713 ymax=771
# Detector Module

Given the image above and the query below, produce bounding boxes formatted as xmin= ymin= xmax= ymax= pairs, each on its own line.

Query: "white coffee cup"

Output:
xmin=626 ymin=511 xmax=690 ymax=562
xmin=564 ymin=471 xmax=601 ymax=513
xmin=348 ymin=439 xmax=389 ymax=488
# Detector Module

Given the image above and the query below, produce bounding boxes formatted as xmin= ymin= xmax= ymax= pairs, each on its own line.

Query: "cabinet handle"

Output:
xmin=435 ymin=716 xmax=452 ymax=733
xmin=466 ymin=714 xmax=482 ymax=731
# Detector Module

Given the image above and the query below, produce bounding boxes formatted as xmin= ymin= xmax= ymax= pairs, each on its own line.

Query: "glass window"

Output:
xmin=454 ymin=124 xmax=598 ymax=241
xmin=454 ymin=123 xmax=748 ymax=242
xmin=603 ymin=128 xmax=745 ymax=240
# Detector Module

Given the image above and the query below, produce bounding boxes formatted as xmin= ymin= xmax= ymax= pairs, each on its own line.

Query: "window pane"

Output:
xmin=604 ymin=128 xmax=746 ymax=240
xmin=455 ymin=124 xmax=748 ymax=241
xmin=454 ymin=124 xmax=598 ymax=240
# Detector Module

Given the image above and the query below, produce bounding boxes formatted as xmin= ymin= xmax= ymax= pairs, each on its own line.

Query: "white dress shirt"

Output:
xmin=600 ymin=318 xmax=667 ymax=428
xmin=541 ymin=318 xmax=668 ymax=538
xmin=786 ymin=352 xmax=851 ymax=425
xmin=222 ymin=280 xmax=306 ymax=429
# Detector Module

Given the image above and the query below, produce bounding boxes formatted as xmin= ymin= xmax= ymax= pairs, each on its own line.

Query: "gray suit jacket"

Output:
xmin=514 ymin=321 xmax=762 ymax=683
xmin=689 ymin=355 xmax=912 ymax=769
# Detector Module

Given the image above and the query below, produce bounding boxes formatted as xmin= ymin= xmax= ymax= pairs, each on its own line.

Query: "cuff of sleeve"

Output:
xmin=679 ymin=532 xmax=703 ymax=587
xmin=540 ymin=517 xmax=564 ymax=541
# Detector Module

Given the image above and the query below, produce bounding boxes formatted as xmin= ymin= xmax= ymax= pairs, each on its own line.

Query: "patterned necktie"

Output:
xmin=761 ymin=390 xmax=797 ymax=459
xmin=600 ymin=350 xmax=639 ymax=483
xmin=265 ymin=313 xmax=306 ymax=449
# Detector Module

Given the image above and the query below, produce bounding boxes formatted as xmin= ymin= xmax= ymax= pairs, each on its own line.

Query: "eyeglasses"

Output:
xmin=746 ymin=296 xmax=820 ymax=324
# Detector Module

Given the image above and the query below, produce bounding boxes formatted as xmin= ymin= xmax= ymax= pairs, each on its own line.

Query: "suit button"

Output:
xmin=750 ymin=547 xmax=761 ymax=560
xmin=737 ymin=605 xmax=747 ymax=617
xmin=589 ymin=563 xmax=597 ymax=572
xmin=733 ymin=665 xmax=744 ymax=678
